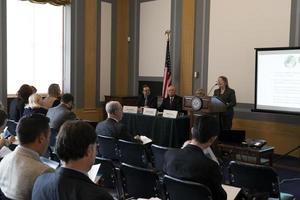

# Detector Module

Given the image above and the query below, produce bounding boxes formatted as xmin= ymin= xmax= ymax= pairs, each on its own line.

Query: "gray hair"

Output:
xmin=105 ymin=101 xmax=121 ymax=115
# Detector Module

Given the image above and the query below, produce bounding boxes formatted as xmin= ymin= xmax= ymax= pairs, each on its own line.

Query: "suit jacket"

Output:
xmin=213 ymin=87 xmax=236 ymax=112
xmin=32 ymin=167 xmax=113 ymax=200
xmin=23 ymin=107 xmax=48 ymax=117
xmin=0 ymin=146 xmax=54 ymax=200
xmin=137 ymin=94 xmax=157 ymax=108
xmin=158 ymin=95 xmax=183 ymax=112
xmin=46 ymin=104 xmax=76 ymax=131
xmin=96 ymin=118 xmax=136 ymax=142
xmin=164 ymin=144 xmax=226 ymax=200
xmin=9 ymin=98 xmax=26 ymax=122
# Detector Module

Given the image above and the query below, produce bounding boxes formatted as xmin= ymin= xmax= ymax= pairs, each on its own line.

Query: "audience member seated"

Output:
xmin=46 ymin=93 xmax=76 ymax=131
xmin=0 ymin=110 xmax=15 ymax=157
xmin=158 ymin=85 xmax=183 ymax=112
xmin=137 ymin=84 xmax=157 ymax=108
xmin=42 ymin=83 xmax=61 ymax=109
xmin=195 ymin=88 xmax=206 ymax=97
xmin=9 ymin=84 xmax=33 ymax=122
xmin=32 ymin=120 xmax=113 ymax=200
xmin=0 ymin=114 xmax=54 ymax=200
xmin=163 ymin=115 xmax=226 ymax=200
xmin=23 ymin=94 xmax=48 ymax=117
xmin=96 ymin=101 xmax=142 ymax=143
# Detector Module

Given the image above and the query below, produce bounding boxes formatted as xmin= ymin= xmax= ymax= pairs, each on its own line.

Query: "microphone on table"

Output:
xmin=207 ymin=82 xmax=218 ymax=96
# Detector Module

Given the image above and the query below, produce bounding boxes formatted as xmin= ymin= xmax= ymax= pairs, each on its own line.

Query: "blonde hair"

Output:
xmin=27 ymin=94 xmax=43 ymax=108
xmin=48 ymin=83 xmax=61 ymax=98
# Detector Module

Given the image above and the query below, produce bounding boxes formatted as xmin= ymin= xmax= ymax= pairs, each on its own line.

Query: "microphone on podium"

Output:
xmin=207 ymin=82 xmax=218 ymax=96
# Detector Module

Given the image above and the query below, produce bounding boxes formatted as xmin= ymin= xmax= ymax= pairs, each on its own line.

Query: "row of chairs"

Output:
xmin=96 ymin=157 xmax=295 ymax=200
xmin=95 ymin=157 xmax=213 ymax=200
xmin=97 ymin=135 xmax=174 ymax=170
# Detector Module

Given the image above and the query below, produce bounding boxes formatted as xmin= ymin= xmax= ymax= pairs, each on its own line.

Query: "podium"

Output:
xmin=183 ymin=96 xmax=226 ymax=113
xmin=183 ymin=96 xmax=227 ymax=129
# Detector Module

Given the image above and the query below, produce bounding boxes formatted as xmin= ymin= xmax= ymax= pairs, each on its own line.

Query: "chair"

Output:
xmin=97 ymin=135 xmax=119 ymax=160
xmin=151 ymin=144 xmax=176 ymax=171
xmin=163 ymin=175 xmax=213 ymax=200
xmin=94 ymin=157 xmax=122 ymax=200
xmin=120 ymin=163 xmax=161 ymax=199
xmin=118 ymin=139 xmax=151 ymax=168
xmin=229 ymin=161 xmax=295 ymax=200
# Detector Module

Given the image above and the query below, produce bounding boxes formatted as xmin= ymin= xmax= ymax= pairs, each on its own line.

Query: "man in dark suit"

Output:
xmin=158 ymin=85 xmax=183 ymax=112
xmin=137 ymin=85 xmax=157 ymax=108
xmin=32 ymin=120 xmax=113 ymax=200
xmin=164 ymin=115 xmax=226 ymax=200
xmin=46 ymin=93 xmax=76 ymax=131
xmin=96 ymin=101 xmax=140 ymax=142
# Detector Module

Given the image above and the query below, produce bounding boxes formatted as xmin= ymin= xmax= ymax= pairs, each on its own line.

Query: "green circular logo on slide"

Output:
xmin=284 ymin=55 xmax=297 ymax=68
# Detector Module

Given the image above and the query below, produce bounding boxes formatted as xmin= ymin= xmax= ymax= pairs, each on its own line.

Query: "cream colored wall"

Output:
xmin=139 ymin=0 xmax=171 ymax=77
xmin=208 ymin=0 xmax=291 ymax=103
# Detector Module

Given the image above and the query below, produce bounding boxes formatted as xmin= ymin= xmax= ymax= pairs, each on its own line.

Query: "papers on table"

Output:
xmin=139 ymin=135 xmax=152 ymax=144
xmin=0 ymin=146 xmax=12 ymax=158
xmin=88 ymin=164 xmax=101 ymax=183
xmin=222 ymin=184 xmax=241 ymax=200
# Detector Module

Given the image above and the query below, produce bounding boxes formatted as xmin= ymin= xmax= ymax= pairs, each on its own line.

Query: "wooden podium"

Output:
xmin=183 ymin=96 xmax=226 ymax=128
xmin=183 ymin=96 xmax=226 ymax=113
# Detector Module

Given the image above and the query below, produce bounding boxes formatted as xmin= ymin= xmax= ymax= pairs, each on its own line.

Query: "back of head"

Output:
xmin=28 ymin=93 xmax=42 ymax=108
xmin=48 ymin=83 xmax=61 ymax=98
xmin=61 ymin=93 xmax=74 ymax=104
xmin=192 ymin=115 xmax=219 ymax=143
xmin=56 ymin=120 xmax=97 ymax=162
xmin=17 ymin=114 xmax=50 ymax=145
xmin=17 ymin=84 xmax=33 ymax=102
xmin=0 ymin=109 xmax=8 ymax=127
xmin=105 ymin=101 xmax=121 ymax=115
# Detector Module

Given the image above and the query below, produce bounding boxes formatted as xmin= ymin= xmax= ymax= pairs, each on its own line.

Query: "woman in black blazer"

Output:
xmin=213 ymin=76 xmax=236 ymax=130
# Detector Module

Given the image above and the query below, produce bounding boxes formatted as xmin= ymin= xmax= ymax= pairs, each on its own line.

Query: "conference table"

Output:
xmin=121 ymin=113 xmax=190 ymax=148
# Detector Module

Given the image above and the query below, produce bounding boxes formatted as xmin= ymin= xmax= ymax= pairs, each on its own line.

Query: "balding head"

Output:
xmin=105 ymin=101 xmax=123 ymax=121
xmin=167 ymin=85 xmax=176 ymax=97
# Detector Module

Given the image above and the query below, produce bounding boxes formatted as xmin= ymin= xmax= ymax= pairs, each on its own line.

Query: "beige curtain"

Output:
xmin=21 ymin=0 xmax=71 ymax=6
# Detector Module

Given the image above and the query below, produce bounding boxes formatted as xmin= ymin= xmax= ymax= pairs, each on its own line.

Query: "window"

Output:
xmin=7 ymin=0 xmax=63 ymax=94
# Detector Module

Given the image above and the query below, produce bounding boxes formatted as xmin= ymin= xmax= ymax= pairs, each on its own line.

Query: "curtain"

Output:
xmin=21 ymin=0 xmax=71 ymax=6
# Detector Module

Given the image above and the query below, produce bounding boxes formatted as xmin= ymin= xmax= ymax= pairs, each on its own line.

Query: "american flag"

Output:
xmin=162 ymin=39 xmax=172 ymax=98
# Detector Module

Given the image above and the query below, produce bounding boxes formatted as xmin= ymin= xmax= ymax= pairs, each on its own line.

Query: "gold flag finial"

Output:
xmin=165 ymin=30 xmax=171 ymax=40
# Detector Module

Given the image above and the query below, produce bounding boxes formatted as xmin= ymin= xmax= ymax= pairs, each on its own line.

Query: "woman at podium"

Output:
xmin=213 ymin=76 xmax=236 ymax=130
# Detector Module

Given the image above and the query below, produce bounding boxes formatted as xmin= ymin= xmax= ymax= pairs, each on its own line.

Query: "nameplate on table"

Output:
xmin=162 ymin=110 xmax=178 ymax=119
xmin=123 ymin=106 xmax=138 ymax=114
xmin=143 ymin=108 xmax=157 ymax=116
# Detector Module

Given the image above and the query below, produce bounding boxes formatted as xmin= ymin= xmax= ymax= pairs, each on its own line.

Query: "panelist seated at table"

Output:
xmin=137 ymin=85 xmax=157 ymax=108
xmin=96 ymin=101 xmax=150 ymax=144
xmin=158 ymin=85 xmax=183 ymax=112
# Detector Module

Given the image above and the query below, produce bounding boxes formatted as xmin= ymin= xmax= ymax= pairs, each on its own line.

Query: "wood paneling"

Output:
xmin=84 ymin=0 xmax=97 ymax=109
xmin=115 ymin=0 xmax=129 ymax=96
xmin=74 ymin=108 xmax=104 ymax=122
xmin=180 ymin=0 xmax=195 ymax=96
xmin=233 ymin=118 xmax=300 ymax=157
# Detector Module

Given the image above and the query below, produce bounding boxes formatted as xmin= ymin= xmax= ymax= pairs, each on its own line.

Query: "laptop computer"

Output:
xmin=218 ymin=130 xmax=246 ymax=144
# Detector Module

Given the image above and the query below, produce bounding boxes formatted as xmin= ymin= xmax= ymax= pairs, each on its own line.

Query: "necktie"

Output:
xmin=144 ymin=96 xmax=148 ymax=106
xmin=170 ymin=97 xmax=173 ymax=105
